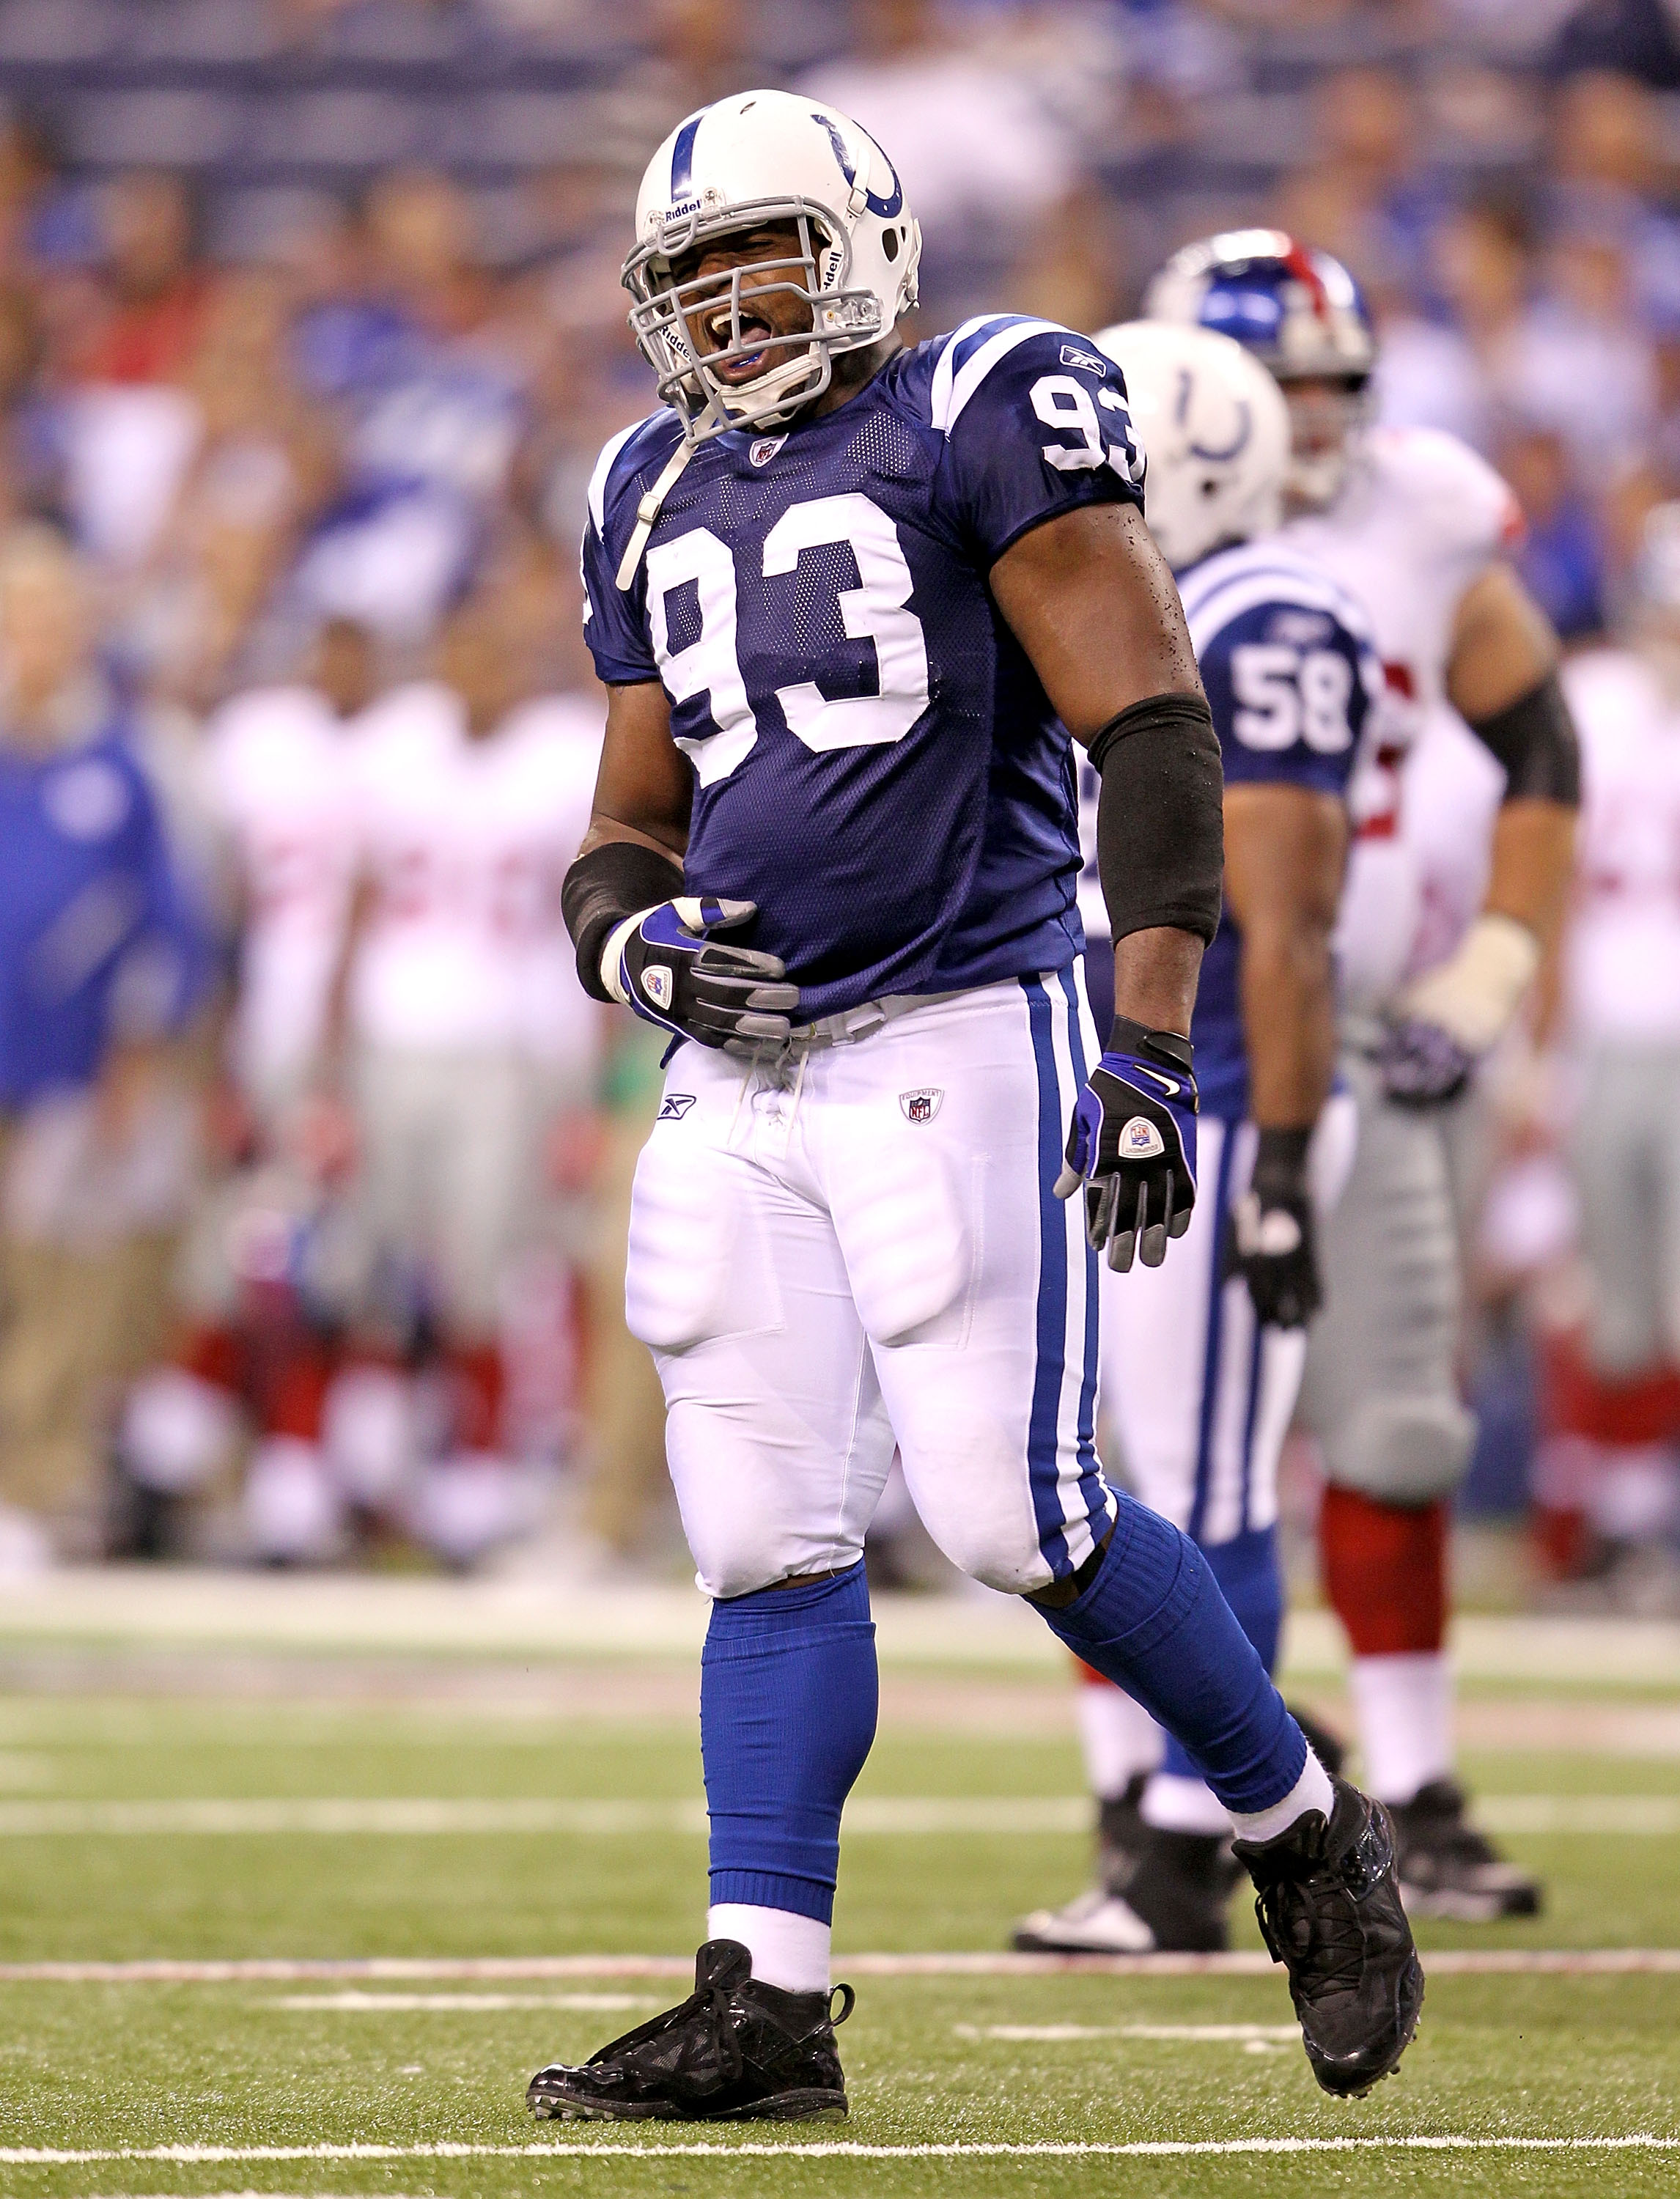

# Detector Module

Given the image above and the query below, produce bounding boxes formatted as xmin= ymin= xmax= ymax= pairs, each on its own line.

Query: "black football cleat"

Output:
xmin=1014 ymin=1780 xmax=1237 ymax=1954
xmin=1389 ymin=1778 xmax=1542 ymax=1920
xmin=1234 ymin=1775 xmax=1424 ymax=2098
xmin=526 ymin=1940 xmax=852 ymax=2122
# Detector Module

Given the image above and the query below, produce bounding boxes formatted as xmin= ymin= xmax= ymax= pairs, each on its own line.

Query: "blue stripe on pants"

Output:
xmin=1022 ymin=974 xmax=1074 ymax=1577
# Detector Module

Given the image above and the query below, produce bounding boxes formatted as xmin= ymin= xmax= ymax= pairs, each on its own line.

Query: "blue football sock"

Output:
xmin=701 ymin=1560 xmax=878 ymax=1925
xmin=1160 ymin=1523 xmax=1285 ymax=1786
xmin=1039 ymin=1492 xmax=1305 ymax=1814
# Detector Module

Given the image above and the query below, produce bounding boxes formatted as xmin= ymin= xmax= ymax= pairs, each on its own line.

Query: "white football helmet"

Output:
xmin=1093 ymin=321 xmax=1291 ymax=571
xmin=625 ymin=88 xmax=922 ymax=445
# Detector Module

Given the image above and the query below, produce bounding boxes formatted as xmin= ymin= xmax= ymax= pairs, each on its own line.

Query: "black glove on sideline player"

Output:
xmin=1226 ymin=1125 xmax=1321 ymax=1328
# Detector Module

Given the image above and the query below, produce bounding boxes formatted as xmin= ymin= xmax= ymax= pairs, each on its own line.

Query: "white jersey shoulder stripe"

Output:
xmin=931 ymin=317 xmax=1065 ymax=435
xmin=1179 ymin=550 xmax=1374 ymax=660
xmin=586 ymin=415 xmax=662 ymax=537
xmin=927 ymin=316 xmax=1006 ymax=431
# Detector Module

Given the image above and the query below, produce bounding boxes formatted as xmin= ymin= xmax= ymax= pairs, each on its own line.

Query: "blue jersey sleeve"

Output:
xmin=1198 ymin=598 xmax=1378 ymax=798
xmin=580 ymin=416 xmax=672 ymax=687
xmin=930 ymin=318 xmax=1145 ymax=567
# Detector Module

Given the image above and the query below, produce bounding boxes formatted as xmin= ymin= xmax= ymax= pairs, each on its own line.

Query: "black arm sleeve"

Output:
xmin=1088 ymin=691 xmax=1224 ymax=946
xmin=561 ymin=839 xmax=685 ymax=1003
xmin=1467 ymin=670 xmax=1582 ymax=806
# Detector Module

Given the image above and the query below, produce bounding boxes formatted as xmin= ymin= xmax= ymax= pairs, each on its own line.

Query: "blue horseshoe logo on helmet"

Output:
xmin=811 ymin=111 xmax=905 ymax=220
xmin=1175 ymin=368 xmax=1252 ymax=462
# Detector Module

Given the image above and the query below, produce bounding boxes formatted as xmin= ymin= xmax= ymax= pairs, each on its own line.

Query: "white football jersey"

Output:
xmin=1284 ymin=426 xmax=1522 ymax=1006
xmin=347 ymin=682 xmax=603 ymax=1063
xmin=202 ymin=683 xmax=362 ymax=1104
xmin=1561 ymin=648 xmax=1680 ymax=1047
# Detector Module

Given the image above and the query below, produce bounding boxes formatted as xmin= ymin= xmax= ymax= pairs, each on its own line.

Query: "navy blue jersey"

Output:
xmin=0 ymin=729 xmax=202 ymax=1108
xmin=1179 ymin=542 xmax=1381 ymax=1119
xmin=581 ymin=317 xmax=1144 ymax=1017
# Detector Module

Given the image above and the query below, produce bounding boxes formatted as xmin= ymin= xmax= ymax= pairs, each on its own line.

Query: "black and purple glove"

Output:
xmin=603 ymin=896 xmax=799 ymax=1052
xmin=1055 ymin=1017 xmax=1198 ymax=1271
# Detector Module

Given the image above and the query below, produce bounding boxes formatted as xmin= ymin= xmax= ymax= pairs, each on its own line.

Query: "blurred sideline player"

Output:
xmin=1541 ymin=509 xmax=1680 ymax=1565
xmin=1017 ymin=322 xmax=1374 ymax=1953
xmin=524 ymin=90 xmax=1419 ymax=2124
xmin=118 ymin=617 xmax=380 ymax=1559
xmin=321 ymin=592 xmax=601 ymax=1567
xmin=1057 ymin=232 xmax=1577 ymax=1934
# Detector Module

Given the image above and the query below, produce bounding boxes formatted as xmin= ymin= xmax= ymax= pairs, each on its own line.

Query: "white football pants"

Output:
xmin=625 ymin=971 xmax=1113 ymax=1600
xmin=1102 ymin=1094 xmax=1359 ymax=1541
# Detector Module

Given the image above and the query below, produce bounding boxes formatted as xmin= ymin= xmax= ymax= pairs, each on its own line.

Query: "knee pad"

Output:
xmin=1320 ymin=1393 xmax=1475 ymax=1505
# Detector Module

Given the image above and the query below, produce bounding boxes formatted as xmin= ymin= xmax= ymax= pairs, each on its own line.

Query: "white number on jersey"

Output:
xmin=762 ymin=494 xmax=929 ymax=751
xmin=1231 ymin=643 xmax=1355 ymax=755
xmin=1030 ymin=374 xmax=1141 ymax=484
xmin=649 ymin=496 xmax=931 ymax=784
xmin=646 ymin=527 xmax=759 ymax=788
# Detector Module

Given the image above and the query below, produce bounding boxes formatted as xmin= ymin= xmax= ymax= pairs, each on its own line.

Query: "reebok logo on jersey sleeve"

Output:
xmin=657 ymin=1093 xmax=697 ymax=1121
xmin=1059 ymin=344 xmax=1106 ymax=377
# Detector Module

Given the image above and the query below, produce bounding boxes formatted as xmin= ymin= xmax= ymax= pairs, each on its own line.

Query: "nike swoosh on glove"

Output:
xmin=603 ymin=896 xmax=799 ymax=1051
xmin=1054 ymin=1020 xmax=1197 ymax=1272
xmin=1226 ymin=1127 xmax=1321 ymax=1328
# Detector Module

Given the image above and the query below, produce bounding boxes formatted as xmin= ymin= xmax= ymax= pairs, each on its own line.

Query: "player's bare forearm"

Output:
xmin=580 ymin=679 xmax=692 ymax=865
xmin=1482 ymin=798 xmax=1577 ymax=950
xmin=988 ymin=502 xmax=1201 ymax=740
xmin=1226 ymin=783 xmax=1346 ymax=1130
xmin=1111 ymin=927 xmax=1203 ymax=1039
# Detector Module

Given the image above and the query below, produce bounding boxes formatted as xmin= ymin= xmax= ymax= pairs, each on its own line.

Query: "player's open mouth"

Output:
xmin=702 ymin=303 xmax=778 ymax=378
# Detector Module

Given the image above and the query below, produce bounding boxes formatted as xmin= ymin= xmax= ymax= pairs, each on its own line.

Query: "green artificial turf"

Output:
xmin=0 ymin=1684 xmax=1674 ymax=2197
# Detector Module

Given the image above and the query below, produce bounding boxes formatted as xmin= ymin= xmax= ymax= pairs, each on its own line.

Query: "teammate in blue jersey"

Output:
xmin=1016 ymin=323 xmax=1382 ymax=1956
xmin=526 ymin=92 xmax=1419 ymax=2120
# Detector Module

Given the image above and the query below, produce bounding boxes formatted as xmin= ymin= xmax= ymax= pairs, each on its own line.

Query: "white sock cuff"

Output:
xmin=707 ymin=1904 xmax=830 ymax=1995
xmin=1349 ymin=1649 xmax=1454 ymax=1805
xmin=1141 ymin=1772 xmax=1231 ymax=1836
xmin=1228 ymin=1747 xmax=1336 ymax=1846
xmin=1077 ymin=1681 xmax=1163 ymax=1802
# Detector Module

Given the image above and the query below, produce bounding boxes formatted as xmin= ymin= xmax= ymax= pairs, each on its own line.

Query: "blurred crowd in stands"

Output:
xmin=0 ymin=0 xmax=1679 ymax=1602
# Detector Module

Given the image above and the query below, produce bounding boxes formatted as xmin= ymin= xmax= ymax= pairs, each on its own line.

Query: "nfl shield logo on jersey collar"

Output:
xmin=899 ymin=1087 xmax=943 ymax=1124
xmin=748 ymin=435 xmax=786 ymax=467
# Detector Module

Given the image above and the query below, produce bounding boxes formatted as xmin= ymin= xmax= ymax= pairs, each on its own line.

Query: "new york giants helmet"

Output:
xmin=1093 ymin=321 xmax=1291 ymax=570
xmin=625 ymin=89 xmax=922 ymax=446
xmin=1144 ymin=229 xmax=1376 ymax=507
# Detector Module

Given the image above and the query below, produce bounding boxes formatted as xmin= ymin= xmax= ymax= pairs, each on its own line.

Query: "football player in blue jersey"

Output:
xmin=526 ymin=92 xmax=1419 ymax=2121
xmin=1015 ymin=322 xmax=1380 ymax=1957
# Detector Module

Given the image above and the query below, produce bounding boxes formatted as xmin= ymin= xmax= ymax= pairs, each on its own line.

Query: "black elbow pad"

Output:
xmin=1468 ymin=671 xmax=1581 ymax=806
xmin=561 ymin=839 xmax=685 ymax=1002
xmin=1088 ymin=692 xmax=1224 ymax=945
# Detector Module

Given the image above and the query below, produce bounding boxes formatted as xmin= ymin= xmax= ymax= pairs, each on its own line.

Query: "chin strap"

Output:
xmin=616 ymin=438 xmax=696 ymax=592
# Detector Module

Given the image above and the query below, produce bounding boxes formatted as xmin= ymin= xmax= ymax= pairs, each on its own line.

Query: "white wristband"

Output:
xmin=600 ymin=910 xmax=652 ymax=1009
xmin=1396 ymin=913 xmax=1540 ymax=1055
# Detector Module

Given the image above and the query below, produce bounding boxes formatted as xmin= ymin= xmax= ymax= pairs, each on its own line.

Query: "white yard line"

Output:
xmin=4 ymin=1949 xmax=1680 ymax=1982
xmin=0 ymin=1794 xmax=1672 ymax=1836
xmin=1 ymin=2137 xmax=1676 ymax=2164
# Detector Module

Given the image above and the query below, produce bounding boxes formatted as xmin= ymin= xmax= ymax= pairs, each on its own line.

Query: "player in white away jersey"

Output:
xmin=331 ymin=594 xmax=603 ymax=1566
xmin=1550 ymin=511 xmax=1680 ymax=1525
xmin=202 ymin=618 xmax=376 ymax=1124
xmin=1045 ymin=233 xmax=1576 ymax=1938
